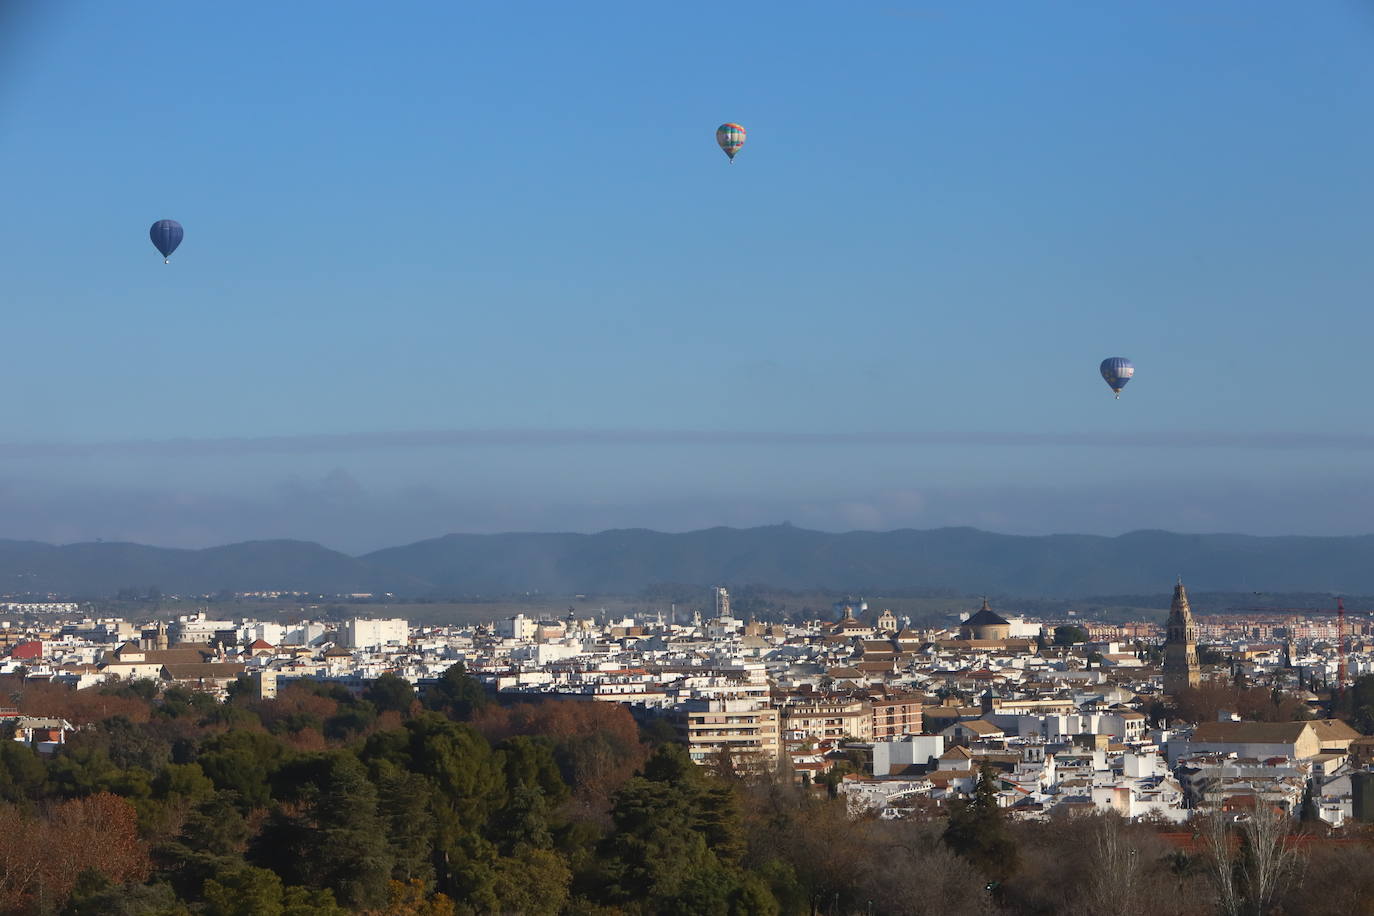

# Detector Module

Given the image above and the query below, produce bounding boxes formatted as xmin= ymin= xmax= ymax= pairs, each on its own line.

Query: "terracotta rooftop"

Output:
xmin=161 ymin=663 xmax=246 ymax=680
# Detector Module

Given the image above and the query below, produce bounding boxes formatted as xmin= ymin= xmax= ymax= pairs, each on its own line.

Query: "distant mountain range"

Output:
xmin=2 ymin=525 xmax=1374 ymax=599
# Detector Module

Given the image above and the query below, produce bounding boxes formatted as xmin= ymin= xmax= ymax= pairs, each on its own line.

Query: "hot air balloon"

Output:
xmin=1100 ymin=357 xmax=1135 ymax=399
xmin=149 ymin=219 xmax=183 ymax=263
xmin=716 ymin=123 xmax=746 ymax=162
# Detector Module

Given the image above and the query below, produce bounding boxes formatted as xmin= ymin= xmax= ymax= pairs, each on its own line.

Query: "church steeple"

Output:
xmin=1164 ymin=579 xmax=1200 ymax=694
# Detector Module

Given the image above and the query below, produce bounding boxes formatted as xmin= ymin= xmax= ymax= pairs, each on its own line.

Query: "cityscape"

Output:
xmin=0 ymin=577 xmax=1369 ymax=912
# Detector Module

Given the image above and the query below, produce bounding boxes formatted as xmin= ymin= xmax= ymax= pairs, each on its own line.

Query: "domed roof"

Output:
xmin=964 ymin=599 xmax=1009 ymax=628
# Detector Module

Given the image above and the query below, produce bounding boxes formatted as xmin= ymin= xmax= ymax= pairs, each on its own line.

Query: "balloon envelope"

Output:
xmin=716 ymin=123 xmax=746 ymax=160
xmin=149 ymin=219 xmax=183 ymax=261
xmin=1100 ymin=357 xmax=1135 ymax=395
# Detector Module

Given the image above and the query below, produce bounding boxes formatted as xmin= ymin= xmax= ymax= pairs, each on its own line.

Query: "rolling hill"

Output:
xmin=3 ymin=525 xmax=1374 ymax=598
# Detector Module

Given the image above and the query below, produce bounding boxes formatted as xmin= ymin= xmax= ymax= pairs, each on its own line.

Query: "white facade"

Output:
xmin=873 ymin=735 xmax=945 ymax=776
xmin=495 ymin=614 xmax=538 ymax=640
xmin=171 ymin=612 xmax=235 ymax=644
xmin=1005 ymin=616 xmax=1043 ymax=639
xmin=283 ymin=622 xmax=330 ymax=646
xmin=511 ymin=642 xmax=583 ymax=665
xmin=1041 ymin=713 xmax=1145 ymax=742
xmin=241 ymin=622 xmax=287 ymax=645
xmin=343 ymin=617 xmax=409 ymax=649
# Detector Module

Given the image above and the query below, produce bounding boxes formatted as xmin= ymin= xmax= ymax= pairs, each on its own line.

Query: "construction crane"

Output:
xmin=1224 ymin=598 xmax=1368 ymax=693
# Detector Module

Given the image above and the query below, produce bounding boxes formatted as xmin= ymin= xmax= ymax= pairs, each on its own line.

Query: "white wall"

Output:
xmin=873 ymin=735 xmax=945 ymax=776
xmin=495 ymin=615 xmax=537 ymax=640
xmin=1006 ymin=617 xmax=1043 ymax=638
xmin=344 ymin=618 xmax=409 ymax=649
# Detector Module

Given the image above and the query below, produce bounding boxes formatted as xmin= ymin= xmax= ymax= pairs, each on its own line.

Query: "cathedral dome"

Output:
xmin=960 ymin=599 xmax=1011 ymax=641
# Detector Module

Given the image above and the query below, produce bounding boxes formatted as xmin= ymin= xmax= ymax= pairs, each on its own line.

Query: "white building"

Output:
xmin=171 ymin=612 xmax=235 ymax=644
xmin=2 ymin=716 xmax=74 ymax=754
xmin=0 ymin=603 xmax=78 ymax=616
xmin=705 ymin=616 xmax=744 ymax=639
xmin=1005 ymin=616 xmax=1043 ymax=639
xmin=495 ymin=614 xmax=538 ymax=641
xmin=873 ymin=735 xmax=945 ymax=777
xmin=342 ymin=618 xmax=409 ymax=649
xmin=240 ymin=622 xmax=287 ymax=646
xmin=282 ymin=622 xmax=330 ymax=647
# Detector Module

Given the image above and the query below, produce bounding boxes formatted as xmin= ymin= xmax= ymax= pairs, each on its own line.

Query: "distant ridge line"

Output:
xmin=0 ymin=525 xmax=1372 ymax=598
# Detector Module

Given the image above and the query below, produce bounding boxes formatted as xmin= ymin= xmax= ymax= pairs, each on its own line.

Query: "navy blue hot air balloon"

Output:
xmin=149 ymin=219 xmax=183 ymax=263
xmin=1100 ymin=357 xmax=1135 ymax=399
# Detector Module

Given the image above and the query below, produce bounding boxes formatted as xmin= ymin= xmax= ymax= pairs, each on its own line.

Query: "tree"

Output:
xmin=495 ymin=734 xmax=569 ymax=807
xmin=0 ymin=793 xmax=152 ymax=913
xmin=65 ymin=874 xmax=189 ymax=915
xmin=476 ymin=700 xmax=645 ymax=815
xmin=372 ymin=763 xmax=439 ymax=887
xmin=942 ymin=766 xmax=1017 ymax=883
xmin=365 ymin=673 xmax=418 ymax=716
xmin=1198 ymin=644 xmax=1227 ymax=666
xmin=489 ymin=847 xmax=572 ymax=916
xmin=200 ymin=861 xmax=349 ymax=916
xmin=423 ymin=663 xmax=488 ymax=720
xmin=597 ymin=745 xmax=762 ymax=913
xmin=1237 ymin=802 xmax=1302 ymax=915
xmin=201 ymin=863 xmax=289 ymax=916
xmin=1053 ymin=625 xmax=1088 ymax=646
xmin=1201 ymin=802 xmax=1302 ymax=916
xmin=361 ymin=713 xmax=506 ymax=897
xmin=1300 ymin=782 xmax=1320 ymax=825
xmin=1337 ymin=674 xmax=1374 ymax=732
xmin=254 ymin=752 xmax=395 ymax=909
xmin=362 ymin=879 xmax=458 ymax=916
xmin=197 ymin=730 xmax=287 ymax=809
xmin=1081 ymin=814 xmax=1145 ymax=914
xmin=0 ymin=740 xmax=47 ymax=802
xmin=852 ymin=830 xmax=994 ymax=916
xmin=151 ymin=791 xmax=253 ymax=902
xmin=494 ymin=783 xmax=555 ymax=854
xmin=399 ymin=714 xmax=505 ymax=835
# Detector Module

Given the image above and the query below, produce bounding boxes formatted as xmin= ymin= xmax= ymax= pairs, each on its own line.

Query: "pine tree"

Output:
xmin=942 ymin=765 xmax=1017 ymax=883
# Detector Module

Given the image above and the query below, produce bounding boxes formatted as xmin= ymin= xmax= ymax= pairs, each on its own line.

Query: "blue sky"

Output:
xmin=1 ymin=1 xmax=1373 ymax=551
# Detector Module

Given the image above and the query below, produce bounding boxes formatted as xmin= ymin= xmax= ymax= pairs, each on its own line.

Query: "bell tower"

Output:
xmin=1164 ymin=578 xmax=1201 ymax=694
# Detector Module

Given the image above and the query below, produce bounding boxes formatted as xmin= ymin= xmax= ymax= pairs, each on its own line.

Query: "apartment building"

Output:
xmin=675 ymin=698 xmax=781 ymax=766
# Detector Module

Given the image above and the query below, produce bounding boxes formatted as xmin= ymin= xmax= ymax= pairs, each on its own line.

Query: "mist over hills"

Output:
xmin=1 ymin=525 xmax=1374 ymax=599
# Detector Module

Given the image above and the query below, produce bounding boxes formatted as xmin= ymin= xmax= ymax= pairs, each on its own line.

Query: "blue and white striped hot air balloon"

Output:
xmin=1100 ymin=357 xmax=1134 ymax=399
